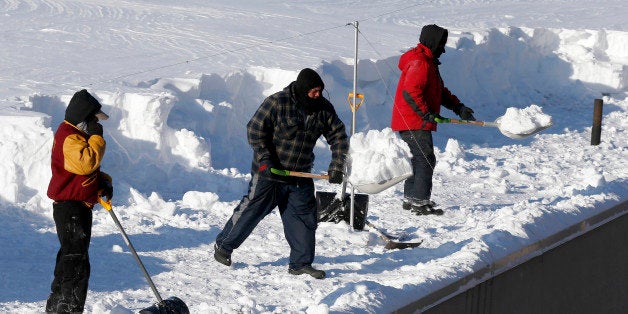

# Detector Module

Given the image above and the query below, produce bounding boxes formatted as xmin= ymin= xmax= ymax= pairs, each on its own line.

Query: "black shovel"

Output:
xmin=98 ymin=197 xmax=189 ymax=314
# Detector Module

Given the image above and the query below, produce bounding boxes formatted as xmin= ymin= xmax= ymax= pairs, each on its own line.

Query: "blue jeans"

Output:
xmin=215 ymin=174 xmax=317 ymax=269
xmin=399 ymin=130 xmax=436 ymax=202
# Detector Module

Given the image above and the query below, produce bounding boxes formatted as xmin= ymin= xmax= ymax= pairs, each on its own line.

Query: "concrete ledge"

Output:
xmin=393 ymin=200 xmax=628 ymax=314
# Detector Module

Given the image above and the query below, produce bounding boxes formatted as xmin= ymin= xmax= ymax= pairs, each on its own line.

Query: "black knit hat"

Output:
xmin=295 ymin=68 xmax=324 ymax=95
xmin=65 ymin=89 xmax=108 ymax=125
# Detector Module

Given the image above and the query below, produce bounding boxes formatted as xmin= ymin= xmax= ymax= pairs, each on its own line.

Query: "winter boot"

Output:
xmin=402 ymin=201 xmax=412 ymax=210
xmin=214 ymin=244 xmax=232 ymax=266
xmin=288 ymin=265 xmax=326 ymax=279
xmin=408 ymin=200 xmax=443 ymax=215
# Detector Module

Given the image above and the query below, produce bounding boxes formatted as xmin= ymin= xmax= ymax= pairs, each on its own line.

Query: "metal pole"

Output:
xmin=352 ymin=21 xmax=358 ymax=136
xmin=349 ymin=21 xmax=359 ymax=230
xmin=591 ymin=98 xmax=603 ymax=145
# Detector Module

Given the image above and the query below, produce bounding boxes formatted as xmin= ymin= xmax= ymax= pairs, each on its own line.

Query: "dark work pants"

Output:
xmin=399 ymin=130 xmax=436 ymax=202
xmin=215 ymin=174 xmax=317 ymax=269
xmin=46 ymin=201 xmax=93 ymax=313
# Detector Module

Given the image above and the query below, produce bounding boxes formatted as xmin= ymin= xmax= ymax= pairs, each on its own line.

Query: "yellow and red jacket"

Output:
xmin=47 ymin=121 xmax=107 ymax=207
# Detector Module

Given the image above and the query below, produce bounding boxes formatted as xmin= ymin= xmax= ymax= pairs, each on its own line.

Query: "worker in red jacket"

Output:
xmin=391 ymin=24 xmax=476 ymax=215
xmin=46 ymin=89 xmax=113 ymax=313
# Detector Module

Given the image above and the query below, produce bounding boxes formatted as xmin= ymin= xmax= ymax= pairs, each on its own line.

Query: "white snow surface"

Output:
xmin=1 ymin=0 xmax=627 ymax=313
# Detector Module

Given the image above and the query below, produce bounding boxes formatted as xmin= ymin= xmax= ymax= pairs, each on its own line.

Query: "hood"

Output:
xmin=293 ymin=68 xmax=325 ymax=113
xmin=295 ymin=68 xmax=324 ymax=96
xmin=398 ymin=44 xmax=432 ymax=70
xmin=64 ymin=89 xmax=105 ymax=125
xmin=419 ymin=24 xmax=448 ymax=58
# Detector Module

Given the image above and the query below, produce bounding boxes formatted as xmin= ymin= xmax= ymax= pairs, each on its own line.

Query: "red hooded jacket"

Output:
xmin=391 ymin=43 xmax=462 ymax=131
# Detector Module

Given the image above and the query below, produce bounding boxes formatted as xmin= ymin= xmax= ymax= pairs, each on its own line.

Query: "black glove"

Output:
xmin=424 ymin=112 xmax=445 ymax=123
xmin=458 ymin=105 xmax=476 ymax=121
xmin=258 ymin=158 xmax=275 ymax=177
xmin=99 ymin=177 xmax=113 ymax=200
xmin=86 ymin=120 xmax=103 ymax=136
xmin=328 ymin=170 xmax=344 ymax=184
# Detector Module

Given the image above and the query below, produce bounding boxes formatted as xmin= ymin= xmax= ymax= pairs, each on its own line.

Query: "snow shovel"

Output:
xmin=365 ymin=221 xmax=423 ymax=250
xmin=98 ymin=197 xmax=189 ymax=314
xmin=271 ymin=169 xmax=422 ymax=249
xmin=434 ymin=116 xmax=553 ymax=139
xmin=270 ymin=168 xmax=411 ymax=195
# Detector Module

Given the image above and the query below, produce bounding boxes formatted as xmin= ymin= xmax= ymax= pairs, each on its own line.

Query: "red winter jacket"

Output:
xmin=391 ymin=43 xmax=462 ymax=131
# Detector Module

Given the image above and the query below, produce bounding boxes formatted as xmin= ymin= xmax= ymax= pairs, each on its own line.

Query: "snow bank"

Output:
xmin=0 ymin=111 xmax=52 ymax=208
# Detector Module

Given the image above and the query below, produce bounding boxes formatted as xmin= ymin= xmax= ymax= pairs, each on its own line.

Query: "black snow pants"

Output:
xmin=46 ymin=201 xmax=93 ymax=313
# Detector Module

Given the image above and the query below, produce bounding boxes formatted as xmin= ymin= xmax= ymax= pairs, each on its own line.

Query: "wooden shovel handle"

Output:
xmin=285 ymin=171 xmax=329 ymax=180
xmin=439 ymin=117 xmax=499 ymax=128
xmin=446 ymin=118 xmax=490 ymax=127
xmin=271 ymin=168 xmax=329 ymax=180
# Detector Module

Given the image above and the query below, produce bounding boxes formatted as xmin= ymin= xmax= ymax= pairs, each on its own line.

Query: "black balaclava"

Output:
xmin=419 ymin=24 xmax=449 ymax=60
xmin=65 ymin=89 xmax=104 ymax=126
xmin=294 ymin=68 xmax=325 ymax=112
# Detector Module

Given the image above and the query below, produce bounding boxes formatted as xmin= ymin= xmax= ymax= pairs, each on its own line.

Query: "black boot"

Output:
xmin=288 ymin=265 xmax=326 ymax=279
xmin=214 ymin=244 xmax=232 ymax=266
xmin=411 ymin=202 xmax=443 ymax=216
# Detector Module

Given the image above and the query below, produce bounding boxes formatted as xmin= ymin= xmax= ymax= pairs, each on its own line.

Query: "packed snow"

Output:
xmin=347 ymin=128 xmax=412 ymax=187
xmin=0 ymin=0 xmax=626 ymax=313
xmin=498 ymin=104 xmax=553 ymax=135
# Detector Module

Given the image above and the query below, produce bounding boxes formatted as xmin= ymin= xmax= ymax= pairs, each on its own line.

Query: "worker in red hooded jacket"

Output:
xmin=391 ymin=24 xmax=476 ymax=215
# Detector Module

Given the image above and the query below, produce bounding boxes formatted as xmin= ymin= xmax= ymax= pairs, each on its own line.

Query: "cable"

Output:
xmin=356 ymin=28 xmax=436 ymax=174
xmin=83 ymin=2 xmax=427 ymax=88
xmin=85 ymin=23 xmax=349 ymax=88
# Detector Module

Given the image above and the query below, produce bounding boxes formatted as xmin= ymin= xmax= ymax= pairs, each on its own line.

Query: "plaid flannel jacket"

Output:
xmin=248 ymin=82 xmax=348 ymax=175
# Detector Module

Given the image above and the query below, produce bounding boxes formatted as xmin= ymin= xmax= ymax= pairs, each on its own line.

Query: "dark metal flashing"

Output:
xmin=393 ymin=200 xmax=628 ymax=314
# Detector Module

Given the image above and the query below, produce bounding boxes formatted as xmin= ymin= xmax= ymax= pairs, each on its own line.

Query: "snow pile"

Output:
xmin=434 ymin=139 xmax=468 ymax=174
xmin=498 ymin=104 xmax=553 ymax=135
xmin=347 ymin=128 xmax=412 ymax=186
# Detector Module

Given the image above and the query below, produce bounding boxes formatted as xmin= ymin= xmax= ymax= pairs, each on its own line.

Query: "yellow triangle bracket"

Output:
xmin=347 ymin=92 xmax=365 ymax=112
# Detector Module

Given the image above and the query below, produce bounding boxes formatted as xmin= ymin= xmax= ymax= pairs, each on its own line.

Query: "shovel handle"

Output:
xmin=98 ymin=197 xmax=112 ymax=211
xmin=97 ymin=196 xmax=165 ymax=304
xmin=436 ymin=117 xmax=498 ymax=128
xmin=270 ymin=168 xmax=330 ymax=180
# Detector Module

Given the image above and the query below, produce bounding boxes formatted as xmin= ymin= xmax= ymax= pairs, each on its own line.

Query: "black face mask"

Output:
xmin=433 ymin=45 xmax=446 ymax=59
xmin=297 ymin=91 xmax=324 ymax=115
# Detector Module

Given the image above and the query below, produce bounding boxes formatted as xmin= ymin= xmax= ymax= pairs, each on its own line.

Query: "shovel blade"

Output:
xmin=494 ymin=116 xmax=554 ymax=139
xmin=353 ymin=172 xmax=412 ymax=194
xmin=498 ymin=123 xmax=554 ymax=139
xmin=384 ymin=240 xmax=423 ymax=250
xmin=315 ymin=191 xmax=369 ymax=230
xmin=139 ymin=297 xmax=189 ymax=314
